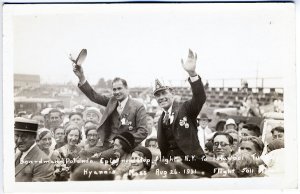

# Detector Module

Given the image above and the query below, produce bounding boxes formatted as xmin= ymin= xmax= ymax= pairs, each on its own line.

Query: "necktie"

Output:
xmin=117 ymin=103 xmax=123 ymax=115
xmin=15 ymin=152 xmax=23 ymax=166
xmin=163 ymin=111 xmax=170 ymax=125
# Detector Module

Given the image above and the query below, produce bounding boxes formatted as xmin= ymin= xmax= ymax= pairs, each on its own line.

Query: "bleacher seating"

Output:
xmin=15 ymin=84 xmax=284 ymax=110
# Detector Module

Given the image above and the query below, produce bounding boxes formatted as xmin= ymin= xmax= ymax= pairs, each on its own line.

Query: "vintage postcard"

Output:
xmin=2 ymin=2 xmax=297 ymax=193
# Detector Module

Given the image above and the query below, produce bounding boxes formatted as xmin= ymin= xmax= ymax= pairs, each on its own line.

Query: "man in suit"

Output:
xmin=14 ymin=117 xmax=54 ymax=182
xmin=154 ymin=49 xmax=206 ymax=161
xmin=72 ymin=60 xmax=148 ymax=149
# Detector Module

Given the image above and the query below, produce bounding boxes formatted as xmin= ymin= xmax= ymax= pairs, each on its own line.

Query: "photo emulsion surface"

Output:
xmin=3 ymin=2 xmax=297 ymax=192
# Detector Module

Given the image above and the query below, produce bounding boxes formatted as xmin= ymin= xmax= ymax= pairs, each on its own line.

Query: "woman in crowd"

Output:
xmin=124 ymin=146 xmax=152 ymax=180
xmin=36 ymin=128 xmax=60 ymax=161
xmin=78 ymin=126 xmax=105 ymax=160
xmin=57 ymin=123 xmax=82 ymax=160
xmin=53 ymin=127 xmax=66 ymax=149
xmin=110 ymin=132 xmax=135 ymax=180
xmin=54 ymin=123 xmax=83 ymax=181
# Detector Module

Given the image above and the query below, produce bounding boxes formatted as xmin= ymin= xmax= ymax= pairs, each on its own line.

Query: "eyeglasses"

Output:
xmin=87 ymin=134 xmax=98 ymax=138
xmin=213 ymin=142 xmax=229 ymax=147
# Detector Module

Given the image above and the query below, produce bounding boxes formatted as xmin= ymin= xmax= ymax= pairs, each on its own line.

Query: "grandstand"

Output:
xmin=14 ymin=83 xmax=283 ymax=111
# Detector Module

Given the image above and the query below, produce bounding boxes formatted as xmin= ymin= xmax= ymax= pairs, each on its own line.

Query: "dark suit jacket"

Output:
xmin=15 ymin=145 xmax=54 ymax=182
xmin=79 ymin=81 xmax=148 ymax=146
xmin=157 ymin=76 xmax=206 ymax=158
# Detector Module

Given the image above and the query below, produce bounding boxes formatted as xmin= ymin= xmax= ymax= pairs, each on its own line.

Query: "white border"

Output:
xmin=2 ymin=3 xmax=298 ymax=193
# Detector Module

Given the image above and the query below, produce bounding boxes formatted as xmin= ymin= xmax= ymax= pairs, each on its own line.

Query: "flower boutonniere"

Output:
xmin=179 ymin=116 xmax=189 ymax=129
xmin=128 ymin=121 xmax=133 ymax=131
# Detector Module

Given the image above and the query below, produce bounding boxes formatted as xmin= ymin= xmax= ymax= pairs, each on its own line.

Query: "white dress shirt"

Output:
xmin=20 ymin=142 xmax=37 ymax=162
xmin=197 ymin=126 xmax=214 ymax=150
xmin=117 ymin=96 xmax=129 ymax=115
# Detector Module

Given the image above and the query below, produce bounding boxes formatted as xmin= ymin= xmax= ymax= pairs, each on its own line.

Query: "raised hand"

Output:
xmin=181 ymin=49 xmax=198 ymax=77
xmin=69 ymin=53 xmax=85 ymax=83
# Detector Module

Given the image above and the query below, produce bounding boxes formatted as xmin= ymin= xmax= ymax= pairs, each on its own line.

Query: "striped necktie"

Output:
xmin=163 ymin=111 xmax=170 ymax=125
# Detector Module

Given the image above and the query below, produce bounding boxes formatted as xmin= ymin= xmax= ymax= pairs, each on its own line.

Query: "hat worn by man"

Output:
xmin=83 ymin=107 xmax=102 ymax=121
xmin=113 ymin=132 xmax=135 ymax=150
xmin=14 ymin=117 xmax=38 ymax=133
xmin=197 ymin=113 xmax=212 ymax=122
xmin=153 ymin=79 xmax=172 ymax=95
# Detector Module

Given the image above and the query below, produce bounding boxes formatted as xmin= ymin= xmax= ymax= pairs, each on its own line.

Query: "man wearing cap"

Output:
xmin=197 ymin=113 xmax=214 ymax=150
xmin=72 ymin=60 xmax=148 ymax=149
xmin=14 ymin=117 xmax=54 ymax=182
xmin=153 ymin=49 xmax=206 ymax=161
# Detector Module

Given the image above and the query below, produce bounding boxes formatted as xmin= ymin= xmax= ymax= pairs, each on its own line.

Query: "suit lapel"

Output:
xmin=120 ymin=98 xmax=131 ymax=118
xmin=98 ymin=98 xmax=118 ymax=126
xmin=15 ymin=145 xmax=38 ymax=176
xmin=171 ymin=100 xmax=180 ymax=129
xmin=157 ymin=113 xmax=164 ymax=148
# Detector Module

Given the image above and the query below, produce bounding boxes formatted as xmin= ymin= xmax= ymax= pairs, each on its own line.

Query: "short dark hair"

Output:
xmin=145 ymin=138 xmax=158 ymax=147
xmin=112 ymin=77 xmax=128 ymax=88
xmin=48 ymin=108 xmax=63 ymax=118
xmin=212 ymin=132 xmax=234 ymax=145
xmin=215 ymin=120 xmax=226 ymax=132
xmin=242 ymin=123 xmax=261 ymax=137
xmin=271 ymin=126 xmax=284 ymax=134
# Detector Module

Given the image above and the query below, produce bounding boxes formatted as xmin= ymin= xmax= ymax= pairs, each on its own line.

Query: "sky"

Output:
xmin=5 ymin=3 xmax=295 ymax=87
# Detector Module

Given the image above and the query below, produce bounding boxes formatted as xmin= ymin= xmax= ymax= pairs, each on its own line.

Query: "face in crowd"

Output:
xmin=147 ymin=140 xmax=158 ymax=149
xmin=239 ymin=141 xmax=257 ymax=156
xmin=199 ymin=119 xmax=209 ymax=129
xmin=130 ymin=151 xmax=146 ymax=173
xmin=86 ymin=112 xmax=100 ymax=123
xmin=272 ymin=130 xmax=284 ymax=141
xmin=48 ymin=111 xmax=63 ymax=129
xmin=112 ymin=79 xmax=129 ymax=102
xmin=70 ymin=114 xmax=84 ymax=129
xmin=154 ymin=89 xmax=174 ymax=111
xmin=38 ymin=131 xmax=52 ymax=150
xmin=238 ymin=137 xmax=264 ymax=157
xmin=86 ymin=129 xmax=99 ymax=148
xmin=226 ymin=124 xmax=236 ymax=131
xmin=54 ymin=127 xmax=65 ymax=144
xmin=67 ymin=129 xmax=80 ymax=146
xmin=146 ymin=117 xmax=154 ymax=131
xmin=15 ymin=131 xmax=36 ymax=152
xmin=213 ymin=134 xmax=232 ymax=159
xmin=31 ymin=115 xmax=45 ymax=129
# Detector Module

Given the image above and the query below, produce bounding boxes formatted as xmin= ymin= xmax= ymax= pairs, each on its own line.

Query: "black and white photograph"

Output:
xmin=2 ymin=2 xmax=297 ymax=192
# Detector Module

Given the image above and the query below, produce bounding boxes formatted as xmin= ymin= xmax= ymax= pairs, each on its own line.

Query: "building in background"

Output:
xmin=14 ymin=74 xmax=40 ymax=88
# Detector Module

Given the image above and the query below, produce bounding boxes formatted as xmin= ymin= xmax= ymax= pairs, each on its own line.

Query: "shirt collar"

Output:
xmin=118 ymin=96 xmax=129 ymax=108
xmin=164 ymin=105 xmax=173 ymax=115
xmin=21 ymin=142 xmax=36 ymax=160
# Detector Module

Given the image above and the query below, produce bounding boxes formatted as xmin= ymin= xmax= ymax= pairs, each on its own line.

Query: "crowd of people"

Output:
xmin=14 ymin=49 xmax=285 ymax=182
